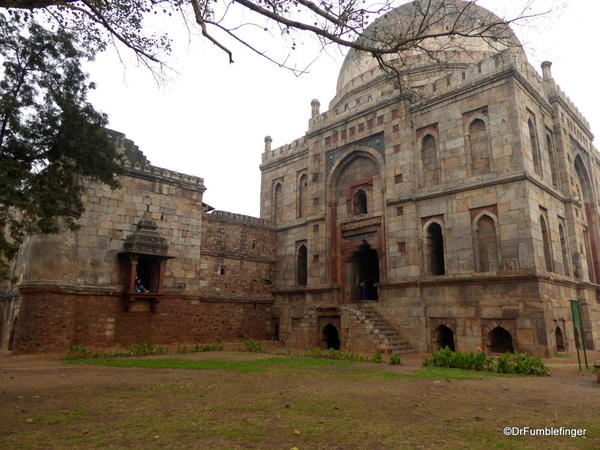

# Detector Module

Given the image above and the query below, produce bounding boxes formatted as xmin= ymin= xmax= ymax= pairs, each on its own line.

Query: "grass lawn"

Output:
xmin=1 ymin=351 xmax=598 ymax=449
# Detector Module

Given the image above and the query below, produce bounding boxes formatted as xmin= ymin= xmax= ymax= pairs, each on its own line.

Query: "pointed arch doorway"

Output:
xmin=348 ymin=240 xmax=379 ymax=300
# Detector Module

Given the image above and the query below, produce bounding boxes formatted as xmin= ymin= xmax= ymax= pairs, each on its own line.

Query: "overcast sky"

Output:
xmin=84 ymin=0 xmax=599 ymax=217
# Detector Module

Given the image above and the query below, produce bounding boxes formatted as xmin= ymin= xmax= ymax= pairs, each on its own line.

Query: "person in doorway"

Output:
xmin=134 ymin=276 xmax=148 ymax=293
xmin=365 ymin=277 xmax=374 ymax=300
xmin=360 ymin=279 xmax=368 ymax=299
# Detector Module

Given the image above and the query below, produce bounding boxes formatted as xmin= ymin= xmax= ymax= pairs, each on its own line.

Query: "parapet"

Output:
xmin=305 ymin=49 xmax=557 ymax=133
xmin=261 ymin=136 xmax=308 ymax=165
xmin=107 ymin=129 xmax=205 ymax=192
xmin=205 ymin=210 xmax=274 ymax=228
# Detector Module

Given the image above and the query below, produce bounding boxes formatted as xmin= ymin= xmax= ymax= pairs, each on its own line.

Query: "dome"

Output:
xmin=334 ymin=0 xmax=524 ymax=102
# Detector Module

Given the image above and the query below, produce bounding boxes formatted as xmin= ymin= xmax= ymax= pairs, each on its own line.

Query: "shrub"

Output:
xmin=424 ymin=348 xmax=548 ymax=376
xmin=495 ymin=353 xmax=514 ymax=374
xmin=65 ymin=345 xmax=99 ymax=360
xmin=306 ymin=348 xmax=368 ymax=361
xmin=65 ymin=343 xmax=168 ymax=360
xmin=111 ymin=343 xmax=168 ymax=358
xmin=192 ymin=342 xmax=224 ymax=352
xmin=372 ymin=352 xmax=383 ymax=363
xmin=388 ymin=354 xmax=402 ymax=365
xmin=241 ymin=340 xmax=265 ymax=353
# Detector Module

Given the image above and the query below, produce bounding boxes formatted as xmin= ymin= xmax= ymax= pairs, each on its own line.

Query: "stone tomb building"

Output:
xmin=2 ymin=2 xmax=600 ymax=356
xmin=259 ymin=3 xmax=600 ymax=356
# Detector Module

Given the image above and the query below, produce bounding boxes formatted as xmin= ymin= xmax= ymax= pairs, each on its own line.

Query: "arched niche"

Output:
xmin=424 ymin=221 xmax=445 ymax=275
xmin=469 ymin=118 xmax=491 ymax=175
xmin=327 ymin=148 xmax=384 ymax=221
xmin=473 ymin=213 xmax=500 ymax=272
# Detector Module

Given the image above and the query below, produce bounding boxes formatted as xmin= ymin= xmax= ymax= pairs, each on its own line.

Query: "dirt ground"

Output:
xmin=0 ymin=349 xmax=599 ymax=449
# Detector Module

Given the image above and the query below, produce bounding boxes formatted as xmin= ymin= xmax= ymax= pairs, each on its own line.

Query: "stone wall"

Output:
xmin=13 ymin=287 xmax=271 ymax=354
xmin=5 ymin=135 xmax=276 ymax=353
xmin=200 ymin=211 xmax=275 ymax=301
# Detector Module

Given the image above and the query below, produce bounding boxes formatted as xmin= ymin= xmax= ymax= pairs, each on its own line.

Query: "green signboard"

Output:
xmin=570 ymin=300 xmax=588 ymax=370
xmin=571 ymin=300 xmax=582 ymax=328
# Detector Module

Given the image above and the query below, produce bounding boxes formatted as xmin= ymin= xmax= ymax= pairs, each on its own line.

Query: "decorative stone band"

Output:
xmin=200 ymin=248 xmax=275 ymax=264
xmin=18 ymin=280 xmax=120 ymax=295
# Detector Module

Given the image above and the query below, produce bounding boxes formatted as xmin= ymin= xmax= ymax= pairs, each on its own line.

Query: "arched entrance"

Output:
xmin=425 ymin=222 xmax=445 ymax=275
xmin=322 ymin=324 xmax=340 ymax=350
xmin=434 ymin=325 xmax=455 ymax=351
xmin=296 ymin=245 xmax=307 ymax=286
xmin=555 ymin=326 xmax=565 ymax=352
xmin=489 ymin=327 xmax=513 ymax=353
xmin=349 ymin=240 xmax=379 ymax=300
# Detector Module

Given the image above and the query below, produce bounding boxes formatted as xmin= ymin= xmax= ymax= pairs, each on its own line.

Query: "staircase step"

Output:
xmin=349 ymin=305 xmax=415 ymax=353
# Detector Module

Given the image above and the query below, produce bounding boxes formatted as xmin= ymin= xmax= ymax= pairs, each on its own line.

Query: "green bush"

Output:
xmin=65 ymin=345 xmax=99 ymax=360
xmin=306 ymin=348 xmax=368 ymax=361
xmin=65 ymin=343 xmax=168 ymax=360
xmin=192 ymin=342 xmax=224 ymax=352
xmin=388 ymin=354 xmax=402 ymax=365
xmin=112 ymin=343 xmax=168 ymax=357
xmin=424 ymin=348 xmax=548 ymax=376
xmin=241 ymin=340 xmax=265 ymax=353
xmin=372 ymin=352 xmax=383 ymax=363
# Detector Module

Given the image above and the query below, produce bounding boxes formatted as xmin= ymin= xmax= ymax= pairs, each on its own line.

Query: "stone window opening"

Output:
xmin=469 ymin=118 xmax=490 ymax=175
xmin=218 ymin=264 xmax=226 ymax=276
xmin=488 ymin=326 xmax=514 ymax=353
xmin=273 ymin=182 xmax=283 ymax=224
xmin=546 ymin=134 xmax=560 ymax=188
xmin=296 ymin=244 xmax=307 ymax=286
xmin=528 ymin=119 xmax=542 ymax=177
xmin=119 ymin=215 xmax=173 ymax=312
xmin=424 ymin=222 xmax=445 ymax=275
xmin=353 ymin=189 xmax=368 ymax=215
xmin=136 ymin=255 xmax=161 ymax=292
xmin=297 ymin=173 xmax=309 ymax=219
xmin=322 ymin=323 xmax=340 ymax=350
xmin=433 ymin=325 xmax=455 ymax=351
xmin=559 ymin=223 xmax=570 ymax=276
xmin=555 ymin=326 xmax=566 ymax=352
xmin=540 ymin=215 xmax=553 ymax=272
xmin=422 ymin=134 xmax=440 ymax=187
xmin=474 ymin=214 xmax=499 ymax=272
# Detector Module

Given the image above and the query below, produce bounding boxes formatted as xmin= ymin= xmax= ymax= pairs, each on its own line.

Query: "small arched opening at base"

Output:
xmin=434 ymin=325 xmax=455 ymax=351
xmin=322 ymin=324 xmax=340 ymax=350
xmin=555 ymin=326 xmax=566 ymax=352
xmin=489 ymin=326 xmax=514 ymax=353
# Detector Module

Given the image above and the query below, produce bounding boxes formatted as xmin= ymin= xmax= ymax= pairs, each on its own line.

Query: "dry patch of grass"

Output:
xmin=1 ymin=353 xmax=598 ymax=449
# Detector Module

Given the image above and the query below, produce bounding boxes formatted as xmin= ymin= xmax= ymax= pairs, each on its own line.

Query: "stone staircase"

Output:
xmin=344 ymin=303 xmax=414 ymax=354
